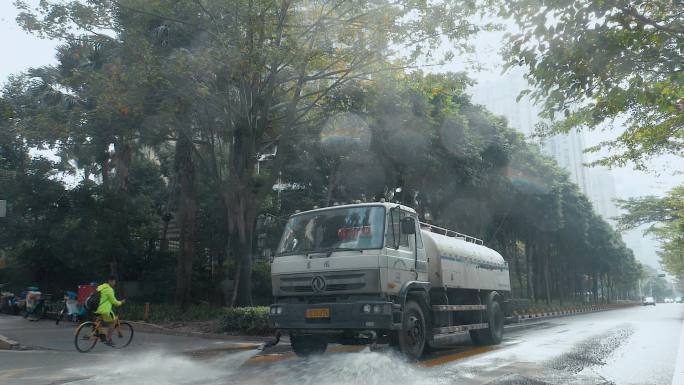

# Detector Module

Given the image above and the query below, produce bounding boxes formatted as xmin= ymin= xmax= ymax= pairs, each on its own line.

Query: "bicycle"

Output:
xmin=74 ymin=316 xmax=134 ymax=352
xmin=55 ymin=297 xmax=67 ymax=325
xmin=56 ymin=292 xmax=81 ymax=325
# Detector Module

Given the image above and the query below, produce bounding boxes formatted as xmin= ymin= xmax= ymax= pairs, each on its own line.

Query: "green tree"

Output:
xmin=617 ymin=186 xmax=684 ymax=280
xmin=501 ymin=0 xmax=684 ymax=168
xmin=15 ymin=0 xmax=495 ymax=306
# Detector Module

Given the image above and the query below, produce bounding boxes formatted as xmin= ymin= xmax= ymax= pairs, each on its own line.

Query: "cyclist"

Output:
xmin=95 ymin=276 xmax=125 ymax=346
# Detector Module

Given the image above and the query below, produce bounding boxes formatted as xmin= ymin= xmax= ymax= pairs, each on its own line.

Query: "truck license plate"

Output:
xmin=306 ymin=308 xmax=330 ymax=318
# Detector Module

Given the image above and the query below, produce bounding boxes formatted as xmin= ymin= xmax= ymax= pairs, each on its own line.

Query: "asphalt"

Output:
xmin=0 ymin=315 xmax=263 ymax=353
xmin=1 ymin=304 xmax=683 ymax=385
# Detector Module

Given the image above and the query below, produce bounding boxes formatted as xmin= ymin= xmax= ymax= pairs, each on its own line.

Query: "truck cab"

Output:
xmin=269 ymin=202 xmax=510 ymax=359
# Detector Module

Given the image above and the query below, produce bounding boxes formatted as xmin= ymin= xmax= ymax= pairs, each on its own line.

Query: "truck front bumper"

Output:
xmin=269 ymin=300 xmax=396 ymax=332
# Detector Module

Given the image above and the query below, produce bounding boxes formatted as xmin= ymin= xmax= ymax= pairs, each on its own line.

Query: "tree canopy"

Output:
xmin=0 ymin=0 xmax=643 ymax=307
xmin=501 ymin=0 xmax=684 ymax=169
xmin=618 ymin=186 xmax=684 ymax=281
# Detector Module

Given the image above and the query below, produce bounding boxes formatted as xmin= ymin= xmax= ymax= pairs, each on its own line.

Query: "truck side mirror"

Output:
xmin=401 ymin=217 xmax=416 ymax=235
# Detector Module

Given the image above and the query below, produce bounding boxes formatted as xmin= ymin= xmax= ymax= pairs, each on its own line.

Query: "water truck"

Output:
xmin=269 ymin=202 xmax=511 ymax=359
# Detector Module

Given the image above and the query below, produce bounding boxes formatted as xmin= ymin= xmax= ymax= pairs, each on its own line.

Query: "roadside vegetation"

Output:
xmin=3 ymin=0 xmax=681 ymax=313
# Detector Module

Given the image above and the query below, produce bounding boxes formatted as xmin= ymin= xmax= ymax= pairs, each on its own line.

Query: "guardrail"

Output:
xmin=509 ymin=302 xmax=639 ymax=323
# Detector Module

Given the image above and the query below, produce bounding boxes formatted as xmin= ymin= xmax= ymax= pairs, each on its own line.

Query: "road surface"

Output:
xmin=1 ymin=303 xmax=683 ymax=385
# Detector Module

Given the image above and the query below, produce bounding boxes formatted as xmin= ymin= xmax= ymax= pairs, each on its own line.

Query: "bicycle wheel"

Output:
xmin=111 ymin=322 xmax=134 ymax=349
xmin=74 ymin=322 xmax=99 ymax=353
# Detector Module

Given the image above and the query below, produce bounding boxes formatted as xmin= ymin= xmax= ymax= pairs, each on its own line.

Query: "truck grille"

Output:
xmin=280 ymin=273 xmax=365 ymax=293
xmin=274 ymin=270 xmax=380 ymax=296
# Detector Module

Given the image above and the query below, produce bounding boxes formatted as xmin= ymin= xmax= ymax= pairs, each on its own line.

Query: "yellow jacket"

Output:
xmin=95 ymin=283 xmax=122 ymax=315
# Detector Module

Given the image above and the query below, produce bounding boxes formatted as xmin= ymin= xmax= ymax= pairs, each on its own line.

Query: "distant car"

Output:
xmin=665 ymin=298 xmax=674 ymax=303
xmin=643 ymin=297 xmax=656 ymax=306
xmin=676 ymin=297 xmax=683 ymax=303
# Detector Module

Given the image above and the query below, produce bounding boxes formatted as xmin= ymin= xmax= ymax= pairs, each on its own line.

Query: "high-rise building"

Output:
xmin=469 ymin=69 xmax=540 ymax=137
xmin=586 ymin=166 xmax=620 ymax=222
xmin=469 ymin=71 xmax=618 ymax=225
xmin=540 ymin=132 xmax=591 ymax=195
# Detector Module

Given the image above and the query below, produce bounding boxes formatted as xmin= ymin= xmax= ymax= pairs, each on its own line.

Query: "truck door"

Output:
xmin=386 ymin=208 xmax=425 ymax=290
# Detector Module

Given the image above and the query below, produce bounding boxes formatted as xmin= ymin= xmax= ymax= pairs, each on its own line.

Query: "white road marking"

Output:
xmin=671 ymin=312 xmax=684 ymax=385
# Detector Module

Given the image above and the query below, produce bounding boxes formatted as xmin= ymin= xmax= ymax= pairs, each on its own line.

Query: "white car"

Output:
xmin=643 ymin=297 xmax=656 ymax=306
xmin=664 ymin=298 xmax=674 ymax=303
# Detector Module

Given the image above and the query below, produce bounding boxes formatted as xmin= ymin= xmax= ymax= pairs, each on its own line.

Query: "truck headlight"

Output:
xmin=373 ymin=305 xmax=383 ymax=314
xmin=270 ymin=306 xmax=283 ymax=315
xmin=362 ymin=304 xmax=372 ymax=313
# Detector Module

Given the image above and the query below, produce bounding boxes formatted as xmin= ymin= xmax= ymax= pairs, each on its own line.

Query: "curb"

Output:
xmin=508 ymin=303 xmax=639 ymax=324
xmin=128 ymin=321 xmax=273 ymax=343
xmin=0 ymin=334 xmax=19 ymax=350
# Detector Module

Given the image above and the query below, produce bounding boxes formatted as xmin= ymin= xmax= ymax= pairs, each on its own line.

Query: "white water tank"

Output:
xmin=422 ymin=230 xmax=511 ymax=292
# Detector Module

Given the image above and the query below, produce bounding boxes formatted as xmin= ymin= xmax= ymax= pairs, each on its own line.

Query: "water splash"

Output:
xmin=233 ymin=348 xmax=454 ymax=385
xmin=62 ymin=348 xmax=259 ymax=385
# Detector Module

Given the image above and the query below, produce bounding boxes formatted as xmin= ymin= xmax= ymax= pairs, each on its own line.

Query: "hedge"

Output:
xmin=118 ymin=301 xmax=230 ymax=323
xmin=221 ymin=306 xmax=272 ymax=335
xmin=115 ymin=301 xmax=272 ymax=333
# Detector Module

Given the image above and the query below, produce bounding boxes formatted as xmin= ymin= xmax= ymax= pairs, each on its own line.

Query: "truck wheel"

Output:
xmin=398 ymin=300 xmax=426 ymax=360
xmin=290 ymin=335 xmax=328 ymax=357
xmin=470 ymin=298 xmax=504 ymax=345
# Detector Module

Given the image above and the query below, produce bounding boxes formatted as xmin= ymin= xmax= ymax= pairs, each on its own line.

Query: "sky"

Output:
xmin=0 ymin=2 xmax=58 ymax=80
xmin=1 ymin=2 xmax=682 ymax=270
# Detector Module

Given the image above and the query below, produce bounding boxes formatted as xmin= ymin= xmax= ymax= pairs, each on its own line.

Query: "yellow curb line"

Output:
xmin=419 ymin=346 xmax=496 ymax=368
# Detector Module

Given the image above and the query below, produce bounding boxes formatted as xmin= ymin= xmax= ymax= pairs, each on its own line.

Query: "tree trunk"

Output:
xmin=113 ymin=140 xmax=132 ymax=192
xmin=515 ymin=246 xmax=524 ymax=299
xmin=543 ymin=252 xmax=551 ymax=305
xmin=112 ymin=138 xmax=132 ymax=284
xmin=174 ymin=130 xmax=196 ymax=309
xmin=225 ymin=113 xmax=263 ymax=307
xmin=208 ymin=240 xmax=226 ymax=307
xmin=325 ymin=160 xmax=339 ymax=206
xmin=224 ymin=182 xmax=258 ymax=308
xmin=233 ymin=239 xmax=253 ymax=307
xmin=533 ymin=249 xmax=542 ymax=303
xmin=99 ymin=143 xmax=110 ymax=188
xmin=592 ymin=272 xmax=599 ymax=303
xmin=558 ymin=266 xmax=565 ymax=306
xmin=525 ymin=243 xmax=535 ymax=302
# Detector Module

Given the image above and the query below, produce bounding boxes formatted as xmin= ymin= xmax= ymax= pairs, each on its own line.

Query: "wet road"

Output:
xmin=1 ymin=303 xmax=683 ymax=385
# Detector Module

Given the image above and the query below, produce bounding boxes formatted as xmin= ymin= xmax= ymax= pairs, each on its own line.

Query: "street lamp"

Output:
xmin=639 ymin=273 xmax=667 ymax=298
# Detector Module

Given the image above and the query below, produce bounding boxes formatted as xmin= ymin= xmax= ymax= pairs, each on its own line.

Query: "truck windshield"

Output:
xmin=277 ymin=206 xmax=385 ymax=255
